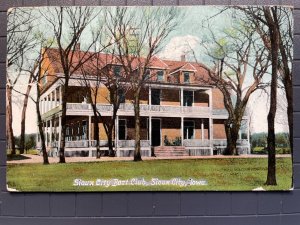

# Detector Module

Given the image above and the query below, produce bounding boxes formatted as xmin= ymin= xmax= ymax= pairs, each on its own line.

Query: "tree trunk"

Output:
xmin=224 ymin=117 xmax=241 ymax=155
xmin=107 ymin=129 xmax=115 ymax=157
xmin=133 ymin=88 xmax=142 ymax=161
xmin=6 ymin=86 xmax=16 ymax=155
xmin=94 ymin=119 xmax=101 ymax=159
xmin=59 ymin=84 xmax=67 ymax=163
xmin=285 ymin=80 xmax=293 ymax=155
xmin=265 ymin=7 xmax=279 ymax=186
xmin=36 ymin=99 xmax=49 ymax=164
xmin=286 ymin=83 xmax=293 ymax=187
xmin=20 ymin=76 xmax=33 ymax=154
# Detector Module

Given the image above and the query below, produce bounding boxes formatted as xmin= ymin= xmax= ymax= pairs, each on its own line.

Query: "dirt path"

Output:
xmin=7 ymin=154 xmax=292 ymax=164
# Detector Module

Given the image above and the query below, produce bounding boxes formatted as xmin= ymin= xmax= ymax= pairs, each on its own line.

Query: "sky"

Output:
xmin=9 ymin=6 xmax=291 ymax=135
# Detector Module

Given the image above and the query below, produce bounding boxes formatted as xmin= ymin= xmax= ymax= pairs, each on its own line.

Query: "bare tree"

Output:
xmin=263 ymin=7 xmax=280 ymax=186
xmin=236 ymin=6 xmax=292 ymax=185
xmin=40 ymin=7 xmax=103 ymax=163
xmin=14 ymin=41 xmax=54 ymax=164
xmin=7 ymin=8 xmax=35 ymax=155
xmin=195 ymin=15 xmax=270 ymax=155
xmin=80 ymin=51 xmax=130 ymax=158
xmin=104 ymin=7 xmax=180 ymax=161
xmin=19 ymin=72 xmax=34 ymax=154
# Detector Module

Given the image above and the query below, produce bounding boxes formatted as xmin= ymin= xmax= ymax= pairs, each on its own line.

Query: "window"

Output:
xmin=184 ymin=121 xmax=194 ymax=139
xmin=157 ymin=70 xmax=164 ymax=81
xmin=151 ymin=89 xmax=161 ymax=105
xmin=183 ymin=91 xmax=193 ymax=106
xmin=184 ymin=72 xmax=190 ymax=83
xmin=119 ymin=119 xmax=126 ymax=140
xmin=118 ymin=89 xmax=125 ymax=103
xmin=114 ymin=66 xmax=121 ymax=77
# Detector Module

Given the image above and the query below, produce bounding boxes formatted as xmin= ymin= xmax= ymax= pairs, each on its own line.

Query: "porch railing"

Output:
xmin=213 ymin=139 xmax=249 ymax=146
xmin=118 ymin=140 xmax=150 ymax=148
xmin=65 ymin=140 xmax=89 ymax=148
xmin=89 ymin=140 xmax=109 ymax=147
xmin=38 ymin=139 xmax=249 ymax=149
xmin=183 ymin=139 xmax=210 ymax=147
xmin=67 ymin=103 xmax=211 ymax=115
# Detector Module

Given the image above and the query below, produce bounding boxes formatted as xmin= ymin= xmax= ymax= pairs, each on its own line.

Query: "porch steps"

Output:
xmin=154 ymin=146 xmax=189 ymax=157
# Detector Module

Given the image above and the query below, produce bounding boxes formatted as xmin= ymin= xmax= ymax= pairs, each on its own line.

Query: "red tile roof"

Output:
xmin=43 ymin=48 xmax=213 ymax=86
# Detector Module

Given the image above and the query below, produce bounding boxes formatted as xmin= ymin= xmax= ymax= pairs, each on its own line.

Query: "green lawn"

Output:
xmin=7 ymin=158 xmax=292 ymax=191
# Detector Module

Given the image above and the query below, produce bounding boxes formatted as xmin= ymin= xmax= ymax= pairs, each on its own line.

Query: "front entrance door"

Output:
xmin=151 ymin=119 xmax=161 ymax=146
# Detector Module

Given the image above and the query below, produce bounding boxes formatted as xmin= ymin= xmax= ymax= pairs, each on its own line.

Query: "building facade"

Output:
xmin=37 ymin=48 xmax=250 ymax=157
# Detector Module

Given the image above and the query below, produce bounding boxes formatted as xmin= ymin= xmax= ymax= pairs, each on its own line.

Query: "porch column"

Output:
xmin=46 ymin=95 xmax=49 ymax=112
xmin=59 ymin=86 xmax=62 ymax=105
xmin=149 ymin=116 xmax=152 ymax=144
xmin=40 ymin=99 xmax=43 ymax=114
xmin=180 ymin=87 xmax=183 ymax=106
xmin=58 ymin=116 xmax=61 ymax=151
xmin=192 ymin=90 xmax=195 ymax=106
xmin=181 ymin=117 xmax=184 ymax=146
xmin=115 ymin=116 xmax=119 ymax=156
xmin=209 ymin=118 xmax=213 ymax=155
xmin=45 ymin=121 xmax=48 ymax=147
xmin=88 ymin=115 xmax=92 ymax=157
xmin=88 ymin=115 xmax=92 ymax=146
xmin=201 ymin=119 xmax=204 ymax=140
xmin=55 ymin=88 xmax=57 ymax=107
xmin=149 ymin=87 xmax=152 ymax=105
xmin=49 ymin=119 xmax=52 ymax=147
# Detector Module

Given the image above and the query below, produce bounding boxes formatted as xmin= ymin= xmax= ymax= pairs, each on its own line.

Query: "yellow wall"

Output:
xmin=213 ymin=119 xmax=226 ymax=139
xmin=161 ymin=89 xmax=180 ymax=106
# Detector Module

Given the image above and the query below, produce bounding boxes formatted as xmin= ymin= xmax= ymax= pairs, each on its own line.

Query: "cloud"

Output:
xmin=159 ymin=35 xmax=200 ymax=61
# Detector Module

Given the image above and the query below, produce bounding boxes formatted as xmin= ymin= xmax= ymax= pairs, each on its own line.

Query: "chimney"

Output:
xmin=181 ymin=54 xmax=186 ymax=62
xmin=75 ymin=43 xmax=80 ymax=51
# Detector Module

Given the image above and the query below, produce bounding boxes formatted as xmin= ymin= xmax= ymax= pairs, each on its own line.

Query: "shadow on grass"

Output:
xmin=7 ymin=154 xmax=32 ymax=161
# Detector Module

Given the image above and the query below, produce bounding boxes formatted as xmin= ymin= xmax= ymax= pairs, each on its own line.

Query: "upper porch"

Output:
xmin=39 ymin=79 xmax=232 ymax=119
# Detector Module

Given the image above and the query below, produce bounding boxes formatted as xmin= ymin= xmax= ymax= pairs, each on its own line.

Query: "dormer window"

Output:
xmin=114 ymin=66 xmax=121 ymax=77
xmin=184 ymin=72 xmax=190 ymax=83
xmin=157 ymin=70 xmax=164 ymax=81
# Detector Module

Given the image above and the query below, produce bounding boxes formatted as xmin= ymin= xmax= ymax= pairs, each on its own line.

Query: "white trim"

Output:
xmin=168 ymin=63 xmax=197 ymax=76
xmin=88 ymin=116 xmax=91 ymax=143
xmin=201 ymin=119 xmax=204 ymax=140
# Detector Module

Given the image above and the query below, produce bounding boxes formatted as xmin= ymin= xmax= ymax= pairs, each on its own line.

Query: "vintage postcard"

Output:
xmin=6 ymin=6 xmax=293 ymax=191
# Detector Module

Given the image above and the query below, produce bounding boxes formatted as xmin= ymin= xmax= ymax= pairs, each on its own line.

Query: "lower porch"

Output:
xmin=37 ymin=116 xmax=250 ymax=157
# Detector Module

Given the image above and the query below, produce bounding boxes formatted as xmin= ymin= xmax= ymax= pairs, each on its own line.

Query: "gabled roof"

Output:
xmin=43 ymin=47 xmax=213 ymax=85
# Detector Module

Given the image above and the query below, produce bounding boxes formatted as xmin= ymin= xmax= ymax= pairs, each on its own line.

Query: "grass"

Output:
xmin=252 ymin=147 xmax=291 ymax=154
xmin=7 ymin=157 xmax=292 ymax=192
